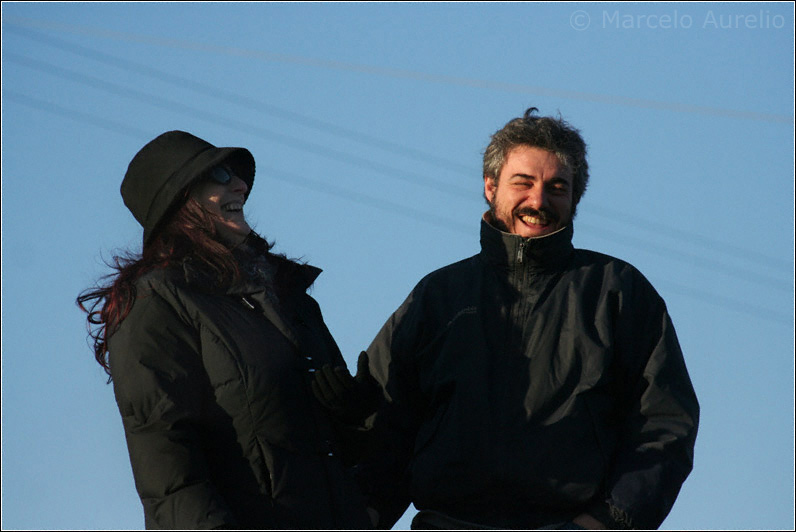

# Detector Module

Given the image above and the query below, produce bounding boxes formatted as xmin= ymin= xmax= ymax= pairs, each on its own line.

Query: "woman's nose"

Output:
xmin=230 ymin=174 xmax=249 ymax=194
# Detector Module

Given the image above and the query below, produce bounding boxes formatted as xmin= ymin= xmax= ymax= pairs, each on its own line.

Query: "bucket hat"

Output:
xmin=121 ymin=130 xmax=255 ymax=245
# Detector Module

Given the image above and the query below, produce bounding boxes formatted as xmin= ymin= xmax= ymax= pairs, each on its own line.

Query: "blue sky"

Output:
xmin=1 ymin=2 xmax=793 ymax=529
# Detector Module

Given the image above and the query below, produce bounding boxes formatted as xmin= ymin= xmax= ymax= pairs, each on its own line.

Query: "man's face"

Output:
xmin=484 ymin=145 xmax=574 ymax=238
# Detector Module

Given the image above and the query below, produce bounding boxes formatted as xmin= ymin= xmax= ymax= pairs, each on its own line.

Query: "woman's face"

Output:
xmin=190 ymin=165 xmax=252 ymax=246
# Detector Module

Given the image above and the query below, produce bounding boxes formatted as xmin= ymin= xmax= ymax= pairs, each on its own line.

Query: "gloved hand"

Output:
xmin=311 ymin=351 xmax=382 ymax=425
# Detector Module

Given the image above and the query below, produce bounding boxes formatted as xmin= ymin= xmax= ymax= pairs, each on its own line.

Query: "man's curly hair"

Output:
xmin=482 ymin=107 xmax=589 ymax=215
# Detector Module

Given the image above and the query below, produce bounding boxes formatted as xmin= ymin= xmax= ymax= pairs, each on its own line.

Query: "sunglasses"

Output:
xmin=207 ymin=165 xmax=234 ymax=185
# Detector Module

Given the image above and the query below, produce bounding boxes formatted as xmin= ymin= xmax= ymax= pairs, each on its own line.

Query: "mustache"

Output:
xmin=514 ymin=207 xmax=559 ymax=224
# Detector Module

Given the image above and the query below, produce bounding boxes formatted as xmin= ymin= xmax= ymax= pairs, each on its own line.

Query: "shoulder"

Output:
xmin=571 ymin=248 xmax=651 ymax=281
xmin=412 ymin=255 xmax=481 ymax=294
xmin=108 ymin=270 xmax=203 ymax=382
xmin=135 ymin=266 xmax=186 ymax=294
xmin=572 ymin=248 xmax=633 ymax=271
xmin=570 ymin=248 xmax=665 ymax=306
xmin=113 ymin=268 xmax=197 ymax=341
xmin=386 ymin=255 xmax=480 ymax=327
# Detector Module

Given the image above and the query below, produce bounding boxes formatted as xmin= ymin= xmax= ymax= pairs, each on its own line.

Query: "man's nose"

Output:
xmin=524 ymin=185 xmax=547 ymax=209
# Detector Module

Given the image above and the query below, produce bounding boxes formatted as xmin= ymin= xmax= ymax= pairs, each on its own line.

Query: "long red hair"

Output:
xmin=77 ymin=196 xmax=254 ymax=377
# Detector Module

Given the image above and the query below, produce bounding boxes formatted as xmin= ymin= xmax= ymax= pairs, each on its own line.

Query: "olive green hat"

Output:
xmin=121 ymin=130 xmax=255 ymax=245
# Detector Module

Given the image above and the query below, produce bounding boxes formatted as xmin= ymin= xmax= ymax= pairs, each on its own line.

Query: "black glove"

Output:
xmin=311 ymin=351 xmax=382 ymax=425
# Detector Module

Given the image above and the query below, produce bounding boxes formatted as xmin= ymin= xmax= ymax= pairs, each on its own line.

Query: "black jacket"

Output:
xmin=108 ymin=254 xmax=372 ymax=529
xmin=357 ymin=218 xmax=699 ymax=529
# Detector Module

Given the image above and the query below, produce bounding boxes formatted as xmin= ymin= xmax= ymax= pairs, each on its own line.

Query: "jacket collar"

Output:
xmin=479 ymin=212 xmax=574 ymax=272
xmin=226 ymin=255 xmax=321 ymax=297
xmin=226 ymin=256 xmax=321 ymax=350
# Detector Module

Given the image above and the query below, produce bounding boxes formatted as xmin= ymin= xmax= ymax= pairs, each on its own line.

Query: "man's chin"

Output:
xmin=513 ymin=218 xmax=569 ymax=238
xmin=516 ymin=227 xmax=555 ymax=238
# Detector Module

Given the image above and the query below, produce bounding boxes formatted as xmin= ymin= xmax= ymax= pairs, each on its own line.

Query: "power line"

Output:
xmin=3 ymin=23 xmax=474 ymax=176
xmin=260 ymin=165 xmax=471 ymax=237
xmin=6 ymin=52 xmax=793 ymax=292
xmin=7 ymin=51 xmax=792 ymax=292
xmin=3 ymin=90 xmax=152 ymax=138
xmin=6 ymin=91 xmax=791 ymax=326
xmin=4 ymin=51 xmax=476 ymax=203
xmin=278 ymin=169 xmax=793 ymax=327
xmin=656 ymin=280 xmax=793 ymax=326
xmin=6 ymin=22 xmax=791 ymax=274
xmin=577 ymin=223 xmax=790 ymax=292
xmin=5 ymin=16 xmax=793 ymax=125
xmin=586 ymin=206 xmax=793 ymax=273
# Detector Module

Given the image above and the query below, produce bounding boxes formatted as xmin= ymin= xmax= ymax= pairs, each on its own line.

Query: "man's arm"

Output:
xmin=600 ymin=278 xmax=700 ymax=529
xmin=354 ymin=291 xmax=427 ymax=529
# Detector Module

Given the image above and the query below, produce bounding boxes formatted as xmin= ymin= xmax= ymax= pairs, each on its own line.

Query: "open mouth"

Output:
xmin=519 ymin=214 xmax=550 ymax=227
xmin=221 ymin=201 xmax=243 ymax=213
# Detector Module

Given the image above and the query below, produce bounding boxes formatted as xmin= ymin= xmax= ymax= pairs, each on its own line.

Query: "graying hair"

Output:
xmin=482 ymin=107 xmax=589 ymax=212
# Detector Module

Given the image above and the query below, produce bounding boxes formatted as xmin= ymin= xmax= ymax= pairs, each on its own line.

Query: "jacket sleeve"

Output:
xmin=108 ymin=288 xmax=237 ymax=529
xmin=354 ymin=290 xmax=426 ymax=529
xmin=301 ymin=293 xmax=376 ymax=466
xmin=598 ymin=272 xmax=700 ymax=529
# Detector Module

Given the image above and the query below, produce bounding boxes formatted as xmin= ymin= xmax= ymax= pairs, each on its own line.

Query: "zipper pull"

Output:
xmin=516 ymin=241 xmax=525 ymax=263
xmin=241 ymin=297 xmax=256 ymax=310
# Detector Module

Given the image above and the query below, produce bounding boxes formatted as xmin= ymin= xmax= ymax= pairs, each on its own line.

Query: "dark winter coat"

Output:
xmin=357 ymin=217 xmax=700 ymax=530
xmin=108 ymin=254 xmax=372 ymax=530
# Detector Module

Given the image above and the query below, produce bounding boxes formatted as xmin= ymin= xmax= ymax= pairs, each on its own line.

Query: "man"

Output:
xmin=315 ymin=107 xmax=699 ymax=529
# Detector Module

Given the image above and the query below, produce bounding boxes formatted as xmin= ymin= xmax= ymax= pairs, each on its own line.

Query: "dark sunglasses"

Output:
xmin=207 ymin=165 xmax=234 ymax=185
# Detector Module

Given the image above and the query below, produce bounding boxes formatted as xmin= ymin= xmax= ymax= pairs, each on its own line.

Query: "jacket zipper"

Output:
xmin=241 ymin=296 xmax=256 ymax=310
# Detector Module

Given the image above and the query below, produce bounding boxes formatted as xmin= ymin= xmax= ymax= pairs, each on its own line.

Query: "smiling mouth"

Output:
xmin=222 ymin=201 xmax=243 ymax=213
xmin=519 ymin=214 xmax=550 ymax=226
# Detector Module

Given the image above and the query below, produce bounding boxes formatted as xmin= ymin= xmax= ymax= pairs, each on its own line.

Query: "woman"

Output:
xmin=77 ymin=131 xmax=374 ymax=529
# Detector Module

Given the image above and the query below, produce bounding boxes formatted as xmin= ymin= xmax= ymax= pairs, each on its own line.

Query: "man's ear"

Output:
xmin=484 ymin=175 xmax=497 ymax=203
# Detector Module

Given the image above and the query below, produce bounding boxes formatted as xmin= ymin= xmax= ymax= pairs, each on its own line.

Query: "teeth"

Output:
xmin=223 ymin=202 xmax=243 ymax=212
xmin=521 ymin=215 xmax=546 ymax=225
